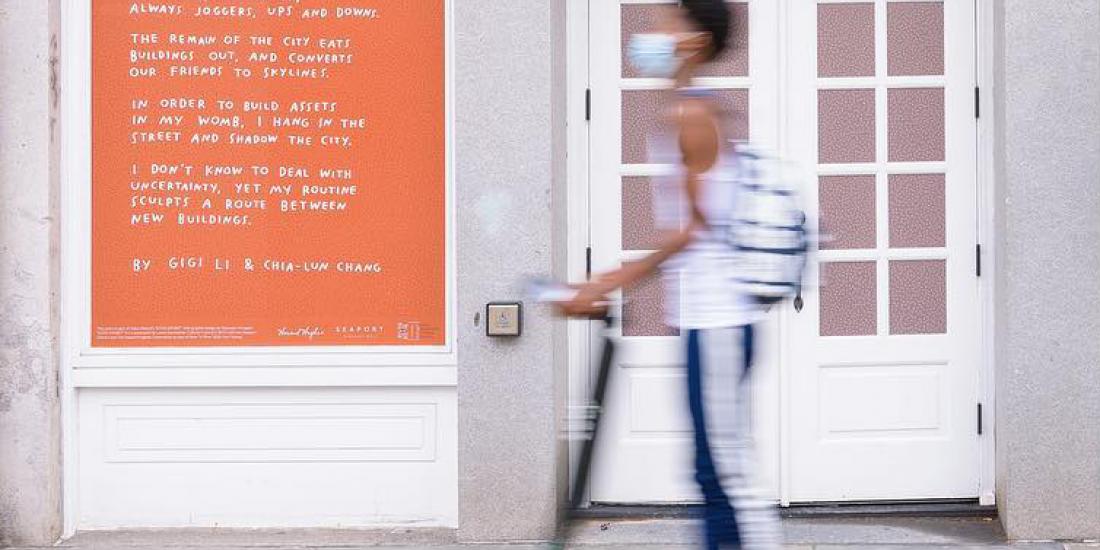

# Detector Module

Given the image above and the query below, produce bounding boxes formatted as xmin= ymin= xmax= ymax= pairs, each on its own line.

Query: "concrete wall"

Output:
xmin=2 ymin=0 xmax=1097 ymax=544
xmin=0 ymin=0 xmax=62 ymax=546
xmin=994 ymin=0 xmax=1100 ymax=541
xmin=454 ymin=0 xmax=568 ymax=542
xmin=0 ymin=0 xmax=569 ymax=543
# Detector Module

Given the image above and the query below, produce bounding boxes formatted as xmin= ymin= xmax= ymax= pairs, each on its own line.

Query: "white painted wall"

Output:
xmin=76 ymin=387 xmax=457 ymax=529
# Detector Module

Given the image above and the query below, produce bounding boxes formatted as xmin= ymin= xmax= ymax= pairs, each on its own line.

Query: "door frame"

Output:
xmin=565 ymin=0 xmax=594 ymax=506
xmin=565 ymin=0 xmax=998 ymax=508
xmin=975 ymin=0 xmax=998 ymax=507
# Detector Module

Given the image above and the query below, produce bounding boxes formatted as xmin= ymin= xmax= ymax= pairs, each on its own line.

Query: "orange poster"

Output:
xmin=92 ymin=1 xmax=446 ymax=347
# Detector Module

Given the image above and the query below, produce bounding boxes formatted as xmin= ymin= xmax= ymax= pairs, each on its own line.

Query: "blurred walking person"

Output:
xmin=558 ymin=1 xmax=783 ymax=548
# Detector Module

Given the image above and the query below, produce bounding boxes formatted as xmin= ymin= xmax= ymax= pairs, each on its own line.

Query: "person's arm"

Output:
xmin=558 ymin=99 xmax=720 ymax=316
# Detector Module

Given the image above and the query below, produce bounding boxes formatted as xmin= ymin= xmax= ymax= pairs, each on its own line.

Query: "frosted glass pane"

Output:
xmin=819 ymin=175 xmax=876 ymax=250
xmin=623 ymin=272 xmax=677 ymax=337
xmin=888 ymin=2 xmax=944 ymax=76
xmin=623 ymin=89 xmax=749 ymax=164
xmin=890 ymin=260 xmax=946 ymax=335
xmin=888 ymin=88 xmax=945 ymax=162
xmin=710 ymin=2 xmax=751 ymax=78
xmin=820 ymin=262 xmax=877 ymax=337
xmin=621 ymin=3 xmax=749 ymax=78
xmin=889 ymin=174 xmax=945 ymax=248
xmin=818 ymin=3 xmax=876 ymax=77
xmin=819 ymin=89 xmax=876 ymax=164
xmin=622 ymin=177 xmax=663 ymax=251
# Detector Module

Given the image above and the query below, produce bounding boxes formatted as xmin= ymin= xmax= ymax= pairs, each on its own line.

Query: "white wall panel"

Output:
xmin=77 ymin=387 xmax=457 ymax=529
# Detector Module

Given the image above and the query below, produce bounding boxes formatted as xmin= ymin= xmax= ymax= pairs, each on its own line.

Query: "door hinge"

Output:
xmin=976 ymin=244 xmax=982 ymax=277
xmin=585 ymin=246 xmax=592 ymax=279
xmin=977 ymin=403 xmax=984 ymax=435
xmin=585 ymin=88 xmax=591 ymax=122
xmin=975 ymin=86 xmax=980 ymax=119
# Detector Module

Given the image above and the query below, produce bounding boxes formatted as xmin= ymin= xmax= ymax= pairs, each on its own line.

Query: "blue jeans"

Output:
xmin=686 ymin=325 xmax=778 ymax=550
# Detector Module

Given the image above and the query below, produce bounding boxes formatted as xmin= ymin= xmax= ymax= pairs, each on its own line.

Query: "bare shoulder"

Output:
xmin=661 ymin=96 xmax=715 ymax=126
xmin=676 ymin=97 xmax=720 ymax=173
xmin=675 ymin=98 xmax=716 ymax=126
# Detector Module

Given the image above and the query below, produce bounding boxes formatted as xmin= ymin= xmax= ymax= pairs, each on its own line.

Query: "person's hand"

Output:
xmin=556 ymin=281 xmax=610 ymax=318
xmin=556 ymin=268 xmax=629 ymax=317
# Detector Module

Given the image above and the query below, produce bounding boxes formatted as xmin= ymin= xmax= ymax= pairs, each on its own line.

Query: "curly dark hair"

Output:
xmin=680 ymin=0 xmax=734 ymax=60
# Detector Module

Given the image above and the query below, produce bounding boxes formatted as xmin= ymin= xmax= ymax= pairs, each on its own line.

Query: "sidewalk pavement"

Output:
xmin=7 ymin=517 xmax=1099 ymax=550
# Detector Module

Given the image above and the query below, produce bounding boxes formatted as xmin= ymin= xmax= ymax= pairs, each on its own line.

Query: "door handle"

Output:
xmin=793 ymin=293 xmax=804 ymax=313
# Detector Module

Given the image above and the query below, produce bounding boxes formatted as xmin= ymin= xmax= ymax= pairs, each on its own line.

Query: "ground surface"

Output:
xmin=7 ymin=517 xmax=1098 ymax=549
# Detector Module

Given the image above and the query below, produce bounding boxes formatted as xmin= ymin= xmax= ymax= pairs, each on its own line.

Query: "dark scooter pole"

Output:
xmin=555 ymin=314 xmax=617 ymax=548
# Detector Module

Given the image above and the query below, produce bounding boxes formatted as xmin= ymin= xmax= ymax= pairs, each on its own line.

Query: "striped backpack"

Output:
xmin=726 ymin=142 xmax=810 ymax=307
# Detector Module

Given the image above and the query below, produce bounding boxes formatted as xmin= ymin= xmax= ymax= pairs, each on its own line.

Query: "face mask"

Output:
xmin=627 ymin=33 xmax=679 ymax=78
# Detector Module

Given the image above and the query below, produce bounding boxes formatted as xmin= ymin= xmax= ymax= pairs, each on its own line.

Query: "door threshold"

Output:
xmin=783 ymin=499 xmax=996 ymax=518
xmin=576 ymin=500 xmax=996 ymax=520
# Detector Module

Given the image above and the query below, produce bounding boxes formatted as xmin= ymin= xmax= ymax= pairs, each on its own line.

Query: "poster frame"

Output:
xmin=60 ymin=0 xmax=457 ymax=370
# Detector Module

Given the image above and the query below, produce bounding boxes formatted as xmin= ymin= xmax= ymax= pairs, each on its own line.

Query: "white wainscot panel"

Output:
xmin=628 ymin=370 xmax=691 ymax=437
xmin=818 ymin=363 xmax=946 ymax=441
xmin=78 ymin=387 xmax=457 ymax=529
xmin=105 ymin=402 xmax=436 ymax=463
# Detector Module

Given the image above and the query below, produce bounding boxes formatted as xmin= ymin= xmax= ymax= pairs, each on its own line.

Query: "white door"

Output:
xmin=584 ymin=0 xmax=981 ymax=504
xmin=587 ymin=0 xmax=782 ymax=504
xmin=784 ymin=0 xmax=980 ymax=501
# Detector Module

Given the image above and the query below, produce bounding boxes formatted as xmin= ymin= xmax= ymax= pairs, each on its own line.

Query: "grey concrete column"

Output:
xmin=454 ymin=0 xmax=568 ymax=542
xmin=0 ymin=0 xmax=62 ymax=546
xmin=994 ymin=0 xmax=1100 ymax=540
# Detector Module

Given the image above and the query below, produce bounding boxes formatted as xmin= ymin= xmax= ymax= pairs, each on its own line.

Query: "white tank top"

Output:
xmin=648 ymin=113 xmax=762 ymax=329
